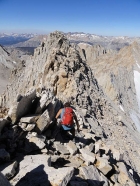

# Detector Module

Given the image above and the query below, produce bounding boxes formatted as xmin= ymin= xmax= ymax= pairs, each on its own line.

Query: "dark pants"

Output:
xmin=53 ymin=122 xmax=75 ymax=139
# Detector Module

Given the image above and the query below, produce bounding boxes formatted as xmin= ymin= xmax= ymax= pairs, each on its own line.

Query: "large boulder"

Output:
xmin=10 ymin=154 xmax=74 ymax=186
xmin=95 ymin=156 xmax=112 ymax=175
xmin=8 ymin=89 xmax=36 ymax=124
xmin=79 ymin=165 xmax=109 ymax=186
xmin=79 ymin=148 xmax=96 ymax=164
xmin=36 ymin=109 xmax=50 ymax=134
xmin=10 ymin=155 xmax=51 ymax=185
xmin=35 ymin=90 xmax=54 ymax=114
xmin=36 ymin=98 xmax=62 ymax=134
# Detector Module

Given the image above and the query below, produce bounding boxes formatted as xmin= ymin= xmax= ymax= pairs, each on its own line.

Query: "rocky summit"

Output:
xmin=0 ymin=31 xmax=140 ymax=186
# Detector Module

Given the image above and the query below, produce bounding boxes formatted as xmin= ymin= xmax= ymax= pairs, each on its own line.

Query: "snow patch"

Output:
xmin=91 ymin=35 xmax=99 ymax=38
xmin=13 ymin=61 xmax=16 ymax=64
xmin=119 ymin=105 xmax=124 ymax=112
xmin=71 ymin=34 xmax=86 ymax=37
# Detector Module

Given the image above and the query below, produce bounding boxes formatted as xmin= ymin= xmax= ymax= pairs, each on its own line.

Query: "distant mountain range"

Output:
xmin=1 ymin=32 xmax=140 ymax=51
xmin=0 ymin=33 xmax=37 ymax=45
xmin=66 ymin=32 xmax=140 ymax=50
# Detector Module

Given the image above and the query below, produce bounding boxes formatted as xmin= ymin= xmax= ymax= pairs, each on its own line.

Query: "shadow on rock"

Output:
xmin=86 ymin=179 xmax=105 ymax=186
xmin=51 ymin=157 xmax=71 ymax=169
xmin=15 ymin=165 xmax=51 ymax=186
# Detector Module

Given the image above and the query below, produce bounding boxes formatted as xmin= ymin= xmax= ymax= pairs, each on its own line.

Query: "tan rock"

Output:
xmin=95 ymin=156 xmax=112 ymax=175
xmin=36 ymin=109 xmax=50 ymax=134
xmin=66 ymin=140 xmax=78 ymax=155
xmin=29 ymin=136 xmax=46 ymax=150
xmin=79 ymin=148 xmax=95 ymax=163
xmin=117 ymin=162 xmax=136 ymax=186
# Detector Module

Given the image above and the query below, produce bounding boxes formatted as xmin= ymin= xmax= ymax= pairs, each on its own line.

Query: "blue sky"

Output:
xmin=0 ymin=0 xmax=140 ymax=36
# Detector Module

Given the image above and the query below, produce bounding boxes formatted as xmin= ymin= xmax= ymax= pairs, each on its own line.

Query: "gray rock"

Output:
xmin=10 ymin=165 xmax=51 ymax=186
xmin=8 ymin=89 xmax=36 ymax=123
xmin=10 ymin=154 xmax=74 ymax=186
xmin=48 ymin=167 xmax=74 ymax=186
xmin=110 ymin=174 xmax=119 ymax=184
xmin=85 ymin=143 xmax=94 ymax=152
xmin=1 ymin=161 xmax=18 ymax=179
xmin=64 ymin=156 xmax=84 ymax=168
xmin=0 ymin=172 xmax=11 ymax=186
xmin=111 ymin=147 xmax=122 ymax=161
xmin=18 ymin=122 xmax=27 ymax=129
xmin=54 ymin=143 xmax=70 ymax=155
xmin=25 ymin=124 xmax=36 ymax=131
xmin=94 ymin=140 xmax=102 ymax=154
xmin=41 ymin=148 xmax=48 ymax=154
xmin=29 ymin=136 xmax=46 ymax=150
xmin=36 ymin=109 xmax=50 ymax=134
xmin=66 ymin=140 xmax=78 ymax=155
xmin=10 ymin=154 xmax=51 ymax=185
xmin=95 ymin=156 xmax=112 ymax=175
xmin=17 ymin=89 xmax=36 ymax=115
xmin=117 ymin=162 xmax=136 ymax=186
xmin=80 ymin=165 xmax=109 ymax=186
xmin=79 ymin=148 xmax=95 ymax=163
xmin=24 ymin=134 xmax=46 ymax=153
xmin=35 ymin=90 xmax=53 ymax=114
xmin=7 ymin=103 xmax=18 ymax=124
xmin=50 ymin=155 xmax=58 ymax=163
xmin=20 ymin=115 xmax=38 ymax=123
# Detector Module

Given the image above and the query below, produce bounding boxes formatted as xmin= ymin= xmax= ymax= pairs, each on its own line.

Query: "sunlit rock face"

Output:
xmin=0 ymin=31 xmax=140 ymax=181
xmin=0 ymin=45 xmax=19 ymax=94
xmin=79 ymin=41 xmax=140 ymax=133
xmin=0 ymin=45 xmax=22 ymax=95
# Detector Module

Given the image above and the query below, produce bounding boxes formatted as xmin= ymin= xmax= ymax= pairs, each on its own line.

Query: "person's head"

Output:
xmin=64 ymin=102 xmax=70 ymax=107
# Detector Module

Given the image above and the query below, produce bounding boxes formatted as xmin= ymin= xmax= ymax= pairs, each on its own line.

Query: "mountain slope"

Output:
xmin=0 ymin=31 xmax=140 ymax=179
xmin=0 ymin=45 xmax=19 ymax=94
xmin=11 ymin=35 xmax=47 ymax=48
xmin=78 ymin=41 xmax=140 ymax=133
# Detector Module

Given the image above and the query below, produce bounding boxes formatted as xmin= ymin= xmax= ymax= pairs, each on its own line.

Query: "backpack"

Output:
xmin=61 ymin=107 xmax=74 ymax=125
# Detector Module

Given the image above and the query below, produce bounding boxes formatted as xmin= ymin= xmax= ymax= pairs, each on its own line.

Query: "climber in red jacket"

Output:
xmin=55 ymin=102 xmax=80 ymax=138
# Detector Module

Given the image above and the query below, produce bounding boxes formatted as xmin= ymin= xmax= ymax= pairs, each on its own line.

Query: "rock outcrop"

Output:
xmin=0 ymin=31 xmax=140 ymax=185
xmin=78 ymin=41 xmax=140 ymax=133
